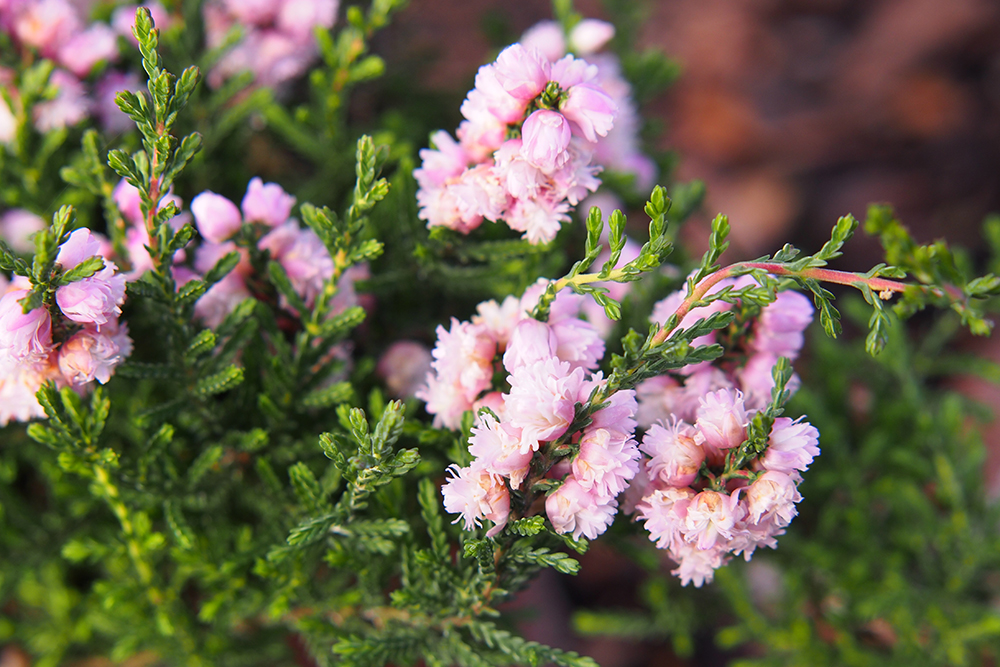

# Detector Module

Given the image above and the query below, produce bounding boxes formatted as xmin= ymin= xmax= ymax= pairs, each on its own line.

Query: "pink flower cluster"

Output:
xmin=634 ymin=388 xmax=819 ymax=587
xmin=415 ymin=37 xmax=620 ymax=244
xmin=0 ymin=228 xmax=131 ymax=426
xmin=427 ymin=282 xmax=640 ymax=540
xmin=636 ymin=276 xmax=815 ymax=426
xmin=204 ymin=0 xmax=339 ymax=89
xmin=520 ymin=20 xmax=657 ymax=193
xmin=184 ymin=177 xmax=364 ymax=327
xmin=0 ymin=1 xmax=156 ymax=137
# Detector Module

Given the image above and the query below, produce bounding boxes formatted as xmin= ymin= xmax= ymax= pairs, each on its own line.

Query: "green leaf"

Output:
xmin=193 ymin=365 xmax=244 ymax=397
xmin=289 ymin=462 xmax=325 ymax=513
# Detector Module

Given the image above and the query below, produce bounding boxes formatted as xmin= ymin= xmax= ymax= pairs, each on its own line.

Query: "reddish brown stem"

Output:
xmin=650 ymin=262 xmax=915 ymax=347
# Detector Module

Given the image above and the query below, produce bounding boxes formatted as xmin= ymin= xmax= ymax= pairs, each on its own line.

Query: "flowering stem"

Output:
xmin=649 ymin=262 xmax=913 ymax=347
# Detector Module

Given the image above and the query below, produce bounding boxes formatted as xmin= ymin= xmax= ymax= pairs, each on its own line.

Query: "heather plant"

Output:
xmin=1 ymin=2 xmax=999 ymax=666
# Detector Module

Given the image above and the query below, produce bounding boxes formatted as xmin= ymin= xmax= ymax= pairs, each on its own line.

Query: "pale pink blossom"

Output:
xmin=550 ymin=316 xmax=604 ymax=371
xmin=0 ymin=359 xmax=57 ymax=426
xmin=94 ymin=71 xmax=142 ymax=135
xmin=743 ymin=471 xmax=800 ymax=526
xmin=277 ymin=0 xmax=338 ymax=37
xmin=468 ymin=413 xmax=533 ymax=489
xmin=637 ymin=486 xmax=696 ymax=550
xmin=520 ymin=21 xmax=565 ymax=62
xmin=241 ymin=177 xmax=296 ymax=227
xmin=377 ymin=341 xmax=432 ymax=399
xmin=34 ymin=70 xmax=90 ymax=133
xmin=502 ymin=318 xmax=557 ymax=373
xmin=568 ymin=19 xmax=615 ymax=55
xmin=194 ymin=271 xmax=252 ymax=329
xmin=472 ymin=295 xmax=522 ymax=348
xmin=752 ymin=289 xmax=814 ymax=357
xmin=0 ymin=282 xmax=52 ymax=373
xmin=682 ymin=489 xmax=741 ymax=551
xmin=192 ymin=190 xmax=243 ymax=243
xmin=760 ymin=417 xmax=820 ymax=474
xmin=57 ymin=326 xmax=127 ymax=385
xmin=739 ymin=351 xmax=802 ymax=411
xmin=441 ymin=464 xmax=510 ymax=536
xmin=521 ymin=109 xmax=572 ymax=171
xmin=0 ymin=209 xmax=45 ymax=253
xmin=492 ymin=44 xmax=549 ymax=101
xmin=258 ymin=219 xmax=333 ymax=308
xmin=55 ymin=264 xmax=126 ymax=326
xmin=559 ymin=83 xmax=617 ymax=143
xmin=505 ymin=357 xmax=586 ymax=451
xmin=504 ymin=197 xmax=570 ymax=246
xmin=695 ymin=388 xmax=749 ymax=456
xmin=571 ymin=426 xmax=639 ymax=498
xmin=13 ymin=0 xmax=80 ymax=56
xmin=641 ymin=419 xmax=706 ymax=488
xmin=58 ymin=23 xmax=118 ymax=77
xmin=669 ymin=541 xmax=728 ymax=587
xmin=545 ymin=477 xmax=617 ymax=540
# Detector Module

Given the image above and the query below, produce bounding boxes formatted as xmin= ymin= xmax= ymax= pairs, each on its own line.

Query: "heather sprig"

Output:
xmin=108 ymin=8 xmax=201 ymax=274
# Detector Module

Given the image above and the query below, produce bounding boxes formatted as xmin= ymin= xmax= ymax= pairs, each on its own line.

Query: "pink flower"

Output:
xmin=669 ymin=541 xmax=728 ymax=587
xmin=13 ymin=0 xmax=80 ymax=56
xmin=34 ymin=70 xmax=90 ymax=133
xmin=57 ymin=326 xmax=128 ymax=386
xmin=0 ymin=360 xmax=58 ymax=426
xmin=0 ymin=282 xmax=52 ymax=373
xmin=520 ymin=21 xmax=566 ymax=62
xmin=550 ymin=316 xmax=604 ymax=371
xmin=695 ymin=388 xmax=748 ymax=456
xmin=568 ymin=19 xmax=615 ymax=55
xmin=377 ymin=341 xmax=432 ymax=399
xmin=744 ymin=471 xmax=800 ymax=526
xmin=222 ymin=0 xmax=280 ymax=25
xmin=441 ymin=464 xmax=510 ymax=536
xmin=468 ymin=413 xmax=533 ymax=489
xmin=504 ymin=197 xmax=570 ymax=246
xmin=760 ymin=417 xmax=820 ymax=474
xmin=641 ymin=419 xmax=706 ymax=488
xmin=682 ymin=489 xmax=741 ymax=551
xmin=258 ymin=220 xmax=333 ymax=308
xmin=0 ymin=209 xmax=45 ymax=253
xmin=545 ymin=477 xmax=617 ymax=540
xmin=505 ymin=357 xmax=586 ymax=451
xmin=192 ymin=190 xmax=243 ymax=243
xmin=571 ymin=426 xmax=640 ymax=498
xmin=560 ymin=84 xmax=617 ymax=142
xmin=193 ymin=271 xmax=252 ymax=329
xmin=492 ymin=44 xmax=549 ymax=101
xmin=637 ymin=486 xmax=695 ymax=550
xmin=414 ymin=131 xmax=469 ymax=190
xmin=55 ymin=265 xmax=126 ymax=326
xmin=520 ymin=109 xmax=572 ymax=171
xmin=502 ymin=318 xmax=557 ymax=373
xmin=472 ymin=295 xmax=523 ymax=348
xmin=58 ymin=24 xmax=118 ymax=77
xmin=56 ymin=228 xmax=103 ymax=269
xmin=54 ymin=229 xmax=126 ymax=327
xmin=94 ymin=71 xmax=142 ymax=135
xmin=276 ymin=0 xmax=338 ymax=37
xmin=241 ymin=177 xmax=296 ymax=227
xmin=752 ymin=289 xmax=814 ymax=358
xmin=739 ymin=351 xmax=802 ymax=411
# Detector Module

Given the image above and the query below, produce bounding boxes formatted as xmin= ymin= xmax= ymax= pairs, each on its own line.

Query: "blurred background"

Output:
xmin=369 ymin=2 xmax=1000 ymax=664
